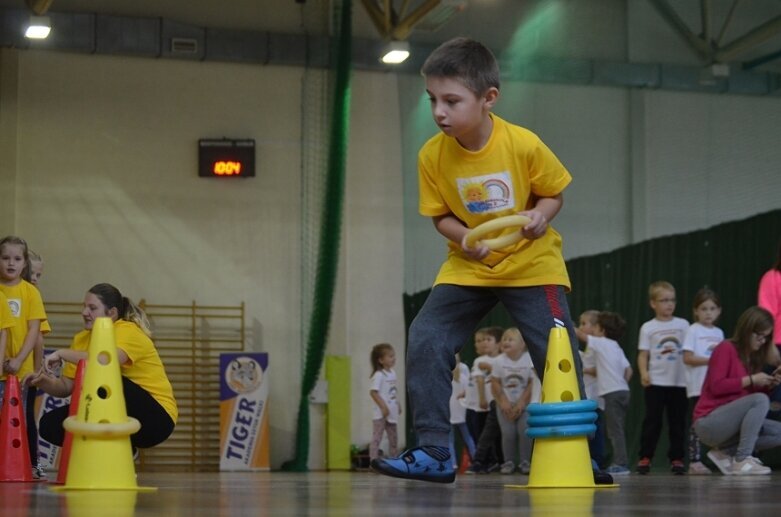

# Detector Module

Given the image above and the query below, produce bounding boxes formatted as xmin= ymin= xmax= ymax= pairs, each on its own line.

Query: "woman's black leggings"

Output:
xmin=40 ymin=376 xmax=175 ymax=449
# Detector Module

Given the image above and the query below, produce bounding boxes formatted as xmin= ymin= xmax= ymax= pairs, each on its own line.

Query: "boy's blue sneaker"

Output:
xmin=605 ymin=465 xmax=631 ymax=476
xmin=371 ymin=446 xmax=455 ymax=483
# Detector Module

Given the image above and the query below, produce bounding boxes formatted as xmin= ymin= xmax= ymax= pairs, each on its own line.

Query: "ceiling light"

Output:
xmin=381 ymin=41 xmax=410 ymax=65
xmin=25 ymin=16 xmax=51 ymax=39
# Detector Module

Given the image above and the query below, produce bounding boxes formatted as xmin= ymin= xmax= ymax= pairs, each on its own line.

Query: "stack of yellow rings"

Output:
xmin=464 ymin=215 xmax=531 ymax=251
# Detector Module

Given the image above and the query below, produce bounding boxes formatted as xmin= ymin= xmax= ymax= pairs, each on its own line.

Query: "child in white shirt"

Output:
xmin=465 ymin=326 xmax=504 ymax=473
xmin=636 ymin=281 xmax=689 ymax=475
xmin=369 ymin=343 xmax=400 ymax=461
xmin=491 ymin=328 xmax=534 ymax=475
xmin=682 ymin=288 xmax=724 ymax=475
xmin=578 ymin=311 xmax=633 ymax=475
xmin=578 ymin=310 xmax=606 ymax=469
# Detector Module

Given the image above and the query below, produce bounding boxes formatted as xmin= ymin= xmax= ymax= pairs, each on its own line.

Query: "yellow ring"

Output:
xmin=465 ymin=215 xmax=532 ymax=251
xmin=63 ymin=416 xmax=141 ymax=437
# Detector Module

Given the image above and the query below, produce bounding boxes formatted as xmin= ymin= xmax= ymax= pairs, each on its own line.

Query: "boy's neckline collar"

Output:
xmin=454 ymin=112 xmax=495 ymax=153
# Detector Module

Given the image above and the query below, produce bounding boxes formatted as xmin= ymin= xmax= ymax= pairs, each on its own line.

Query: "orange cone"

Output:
xmin=54 ymin=360 xmax=86 ymax=485
xmin=458 ymin=447 xmax=471 ymax=474
xmin=0 ymin=375 xmax=34 ymax=482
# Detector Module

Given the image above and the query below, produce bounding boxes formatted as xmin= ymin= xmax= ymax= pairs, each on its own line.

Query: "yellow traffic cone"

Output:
xmin=509 ymin=327 xmax=617 ymax=489
xmin=529 ymin=488 xmax=595 ymax=516
xmin=51 ymin=317 xmax=155 ymax=492
xmin=65 ymin=490 xmax=138 ymax=517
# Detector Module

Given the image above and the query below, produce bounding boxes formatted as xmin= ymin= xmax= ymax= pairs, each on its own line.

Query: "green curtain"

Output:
xmin=282 ymin=0 xmax=352 ymax=472
xmin=403 ymin=209 xmax=781 ymax=467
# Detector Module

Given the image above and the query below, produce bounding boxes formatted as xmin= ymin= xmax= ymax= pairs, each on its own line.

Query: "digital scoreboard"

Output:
xmin=198 ymin=139 xmax=255 ymax=178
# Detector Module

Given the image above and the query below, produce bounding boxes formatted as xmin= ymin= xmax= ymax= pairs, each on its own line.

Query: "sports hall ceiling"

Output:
xmin=2 ymin=0 xmax=781 ymax=74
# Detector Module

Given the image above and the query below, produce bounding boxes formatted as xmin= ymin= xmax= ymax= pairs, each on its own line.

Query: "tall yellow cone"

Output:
xmin=530 ymin=488 xmax=595 ymax=516
xmin=65 ymin=490 xmax=138 ymax=517
xmin=524 ymin=327 xmax=614 ymax=488
xmin=51 ymin=317 xmax=155 ymax=492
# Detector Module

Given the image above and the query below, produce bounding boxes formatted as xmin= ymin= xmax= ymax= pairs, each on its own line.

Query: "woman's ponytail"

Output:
xmin=88 ymin=283 xmax=152 ymax=337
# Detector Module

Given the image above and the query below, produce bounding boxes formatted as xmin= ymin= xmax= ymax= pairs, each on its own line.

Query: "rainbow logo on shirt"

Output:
xmin=458 ymin=172 xmax=514 ymax=214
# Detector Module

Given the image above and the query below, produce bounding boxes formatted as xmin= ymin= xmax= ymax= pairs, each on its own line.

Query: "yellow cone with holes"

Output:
xmin=529 ymin=488 xmax=595 ymax=515
xmin=65 ymin=490 xmax=139 ymax=517
xmin=52 ymin=317 xmax=154 ymax=491
xmin=527 ymin=327 xmax=597 ymax=488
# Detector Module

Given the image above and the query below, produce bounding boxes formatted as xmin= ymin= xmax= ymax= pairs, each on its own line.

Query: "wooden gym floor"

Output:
xmin=4 ymin=470 xmax=781 ymax=516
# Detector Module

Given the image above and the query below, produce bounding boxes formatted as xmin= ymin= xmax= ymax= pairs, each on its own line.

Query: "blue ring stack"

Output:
xmin=526 ymin=399 xmax=598 ymax=439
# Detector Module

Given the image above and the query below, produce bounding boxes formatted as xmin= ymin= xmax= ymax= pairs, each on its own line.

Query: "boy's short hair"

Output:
xmin=501 ymin=327 xmax=522 ymax=340
xmin=597 ymin=311 xmax=626 ymax=342
xmin=649 ymin=280 xmax=675 ymax=301
xmin=478 ymin=326 xmax=504 ymax=343
xmin=420 ymin=37 xmax=500 ymax=96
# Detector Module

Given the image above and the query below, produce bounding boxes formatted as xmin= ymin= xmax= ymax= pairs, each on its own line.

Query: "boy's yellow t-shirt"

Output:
xmin=64 ymin=320 xmax=178 ymax=423
xmin=418 ymin=114 xmax=572 ymax=288
xmin=0 ymin=280 xmax=48 ymax=379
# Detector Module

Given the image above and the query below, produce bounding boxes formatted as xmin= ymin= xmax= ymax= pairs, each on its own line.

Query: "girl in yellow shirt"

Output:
xmin=0 ymin=236 xmax=47 ymax=385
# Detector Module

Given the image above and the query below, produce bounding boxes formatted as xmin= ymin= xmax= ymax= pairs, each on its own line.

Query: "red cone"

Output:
xmin=54 ymin=360 xmax=86 ymax=485
xmin=0 ymin=375 xmax=33 ymax=482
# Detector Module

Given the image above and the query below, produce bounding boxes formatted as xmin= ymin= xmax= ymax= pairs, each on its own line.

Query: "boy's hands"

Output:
xmin=460 ymin=209 xmax=547 ymax=257
xmin=5 ymin=357 xmax=21 ymax=375
xmin=23 ymin=368 xmax=47 ymax=387
xmin=44 ymin=350 xmax=63 ymax=373
xmin=499 ymin=399 xmax=513 ymax=419
xmin=517 ymin=210 xmax=548 ymax=240
xmin=460 ymin=234 xmax=491 ymax=260
xmin=640 ymin=372 xmax=651 ymax=387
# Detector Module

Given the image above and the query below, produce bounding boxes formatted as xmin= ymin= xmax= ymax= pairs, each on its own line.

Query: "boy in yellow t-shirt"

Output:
xmin=372 ymin=38 xmax=586 ymax=484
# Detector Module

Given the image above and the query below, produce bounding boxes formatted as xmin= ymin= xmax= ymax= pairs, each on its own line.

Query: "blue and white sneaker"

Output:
xmin=371 ymin=446 xmax=455 ymax=483
xmin=605 ymin=464 xmax=631 ymax=476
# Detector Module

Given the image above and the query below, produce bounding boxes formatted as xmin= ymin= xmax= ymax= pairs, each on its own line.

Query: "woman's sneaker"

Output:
xmin=706 ymin=449 xmax=733 ymax=475
xmin=371 ymin=446 xmax=455 ymax=483
xmin=518 ymin=461 xmax=531 ymax=475
xmin=730 ymin=456 xmax=771 ymax=475
xmin=687 ymin=461 xmax=712 ymax=475
xmin=499 ymin=461 xmax=515 ymax=475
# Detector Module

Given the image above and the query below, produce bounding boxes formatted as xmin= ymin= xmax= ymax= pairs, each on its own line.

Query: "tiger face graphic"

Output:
xmin=226 ymin=357 xmax=263 ymax=394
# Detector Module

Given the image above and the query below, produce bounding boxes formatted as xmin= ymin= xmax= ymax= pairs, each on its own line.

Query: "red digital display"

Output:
xmin=199 ymin=139 xmax=255 ymax=178
xmin=213 ymin=160 xmax=243 ymax=176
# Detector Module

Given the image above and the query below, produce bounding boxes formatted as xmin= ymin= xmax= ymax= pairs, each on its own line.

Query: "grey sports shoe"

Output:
xmin=706 ymin=449 xmax=732 ymax=475
xmin=730 ymin=456 xmax=770 ymax=475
